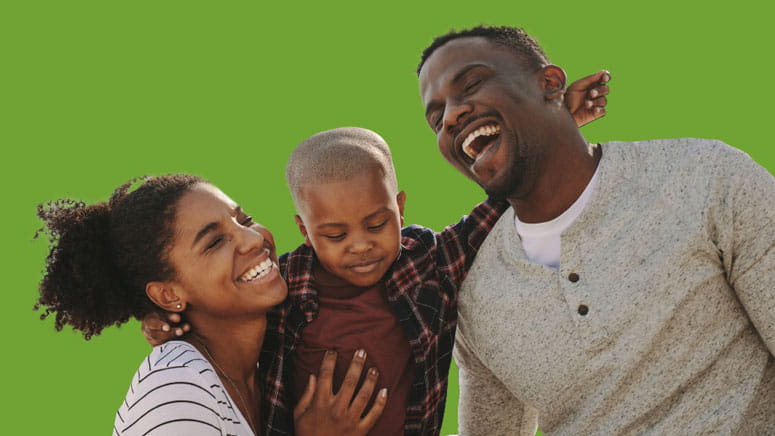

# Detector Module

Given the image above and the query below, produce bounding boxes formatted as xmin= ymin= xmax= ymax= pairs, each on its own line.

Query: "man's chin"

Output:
xmin=483 ymin=185 xmax=508 ymax=200
xmin=481 ymin=177 xmax=520 ymax=201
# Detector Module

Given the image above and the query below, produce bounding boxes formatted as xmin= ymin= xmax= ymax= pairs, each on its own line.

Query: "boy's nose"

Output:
xmin=347 ymin=236 xmax=374 ymax=254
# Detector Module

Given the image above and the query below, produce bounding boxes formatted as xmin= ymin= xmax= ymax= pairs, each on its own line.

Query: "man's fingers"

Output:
xmin=358 ymin=388 xmax=388 ymax=433
xmin=587 ymin=84 xmax=610 ymax=99
xmin=586 ymin=96 xmax=607 ymax=108
xmin=317 ymin=350 xmax=337 ymax=398
xmin=568 ymin=69 xmax=610 ymax=91
xmin=141 ymin=312 xmax=170 ymax=334
xmin=335 ymin=349 xmax=367 ymax=408
xmin=349 ymin=367 xmax=379 ymax=418
xmin=293 ymin=374 xmax=316 ymax=420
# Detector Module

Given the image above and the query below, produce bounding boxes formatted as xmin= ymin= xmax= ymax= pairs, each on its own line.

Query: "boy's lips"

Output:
xmin=346 ymin=258 xmax=384 ymax=274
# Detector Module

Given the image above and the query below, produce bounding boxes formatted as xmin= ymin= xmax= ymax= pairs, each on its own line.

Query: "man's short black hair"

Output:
xmin=417 ymin=25 xmax=550 ymax=75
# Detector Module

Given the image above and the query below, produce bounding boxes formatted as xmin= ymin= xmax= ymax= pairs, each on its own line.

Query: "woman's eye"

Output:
xmin=240 ymin=215 xmax=254 ymax=226
xmin=206 ymin=236 xmax=224 ymax=251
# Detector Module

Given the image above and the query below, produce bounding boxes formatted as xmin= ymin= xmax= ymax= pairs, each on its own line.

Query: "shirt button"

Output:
xmin=568 ymin=272 xmax=580 ymax=282
xmin=578 ymin=304 xmax=589 ymax=316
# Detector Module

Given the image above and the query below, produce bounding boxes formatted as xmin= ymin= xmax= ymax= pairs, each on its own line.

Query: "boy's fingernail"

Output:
xmin=379 ymin=388 xmax=388 ymax=398
xmin=586 ymin=100 xmax=593 ymax=108
xmin=162 ymin=325 xmax=170 ymax=332
xmin=369 ymin=367 xmax=379 ymax=376
xmin=590 ymin=89 xmax=598 ymax=98
xmin=175 ymin=328 xmax=183 ymax=336
xmin=326 ymin=350 xmax=337 ymax=356
xmin=355 ymin=349 xmax=366 ymax=359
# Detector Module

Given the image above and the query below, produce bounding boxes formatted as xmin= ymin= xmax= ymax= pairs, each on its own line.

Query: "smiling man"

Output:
xmin=418 ymin=26 xmax=775 ymax=435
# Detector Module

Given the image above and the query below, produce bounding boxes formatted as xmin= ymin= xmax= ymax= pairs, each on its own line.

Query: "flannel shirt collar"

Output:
xmin=283 ymin=234 xmax=424 ymax=324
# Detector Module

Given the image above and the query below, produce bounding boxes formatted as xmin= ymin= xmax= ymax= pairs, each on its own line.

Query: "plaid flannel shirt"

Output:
xmin=257 ymin=199 xmax=507 ymax=435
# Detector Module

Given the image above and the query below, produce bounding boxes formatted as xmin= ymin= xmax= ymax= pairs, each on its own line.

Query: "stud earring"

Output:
xmin=176 ymin=304 xmax=182 ymax=309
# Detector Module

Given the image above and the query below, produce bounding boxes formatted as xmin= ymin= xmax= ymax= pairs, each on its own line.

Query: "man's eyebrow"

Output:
xmin=451 ymin=63 xmax=488 ymax=84
xmin=192 ymin=221 xmax=220 ymax=247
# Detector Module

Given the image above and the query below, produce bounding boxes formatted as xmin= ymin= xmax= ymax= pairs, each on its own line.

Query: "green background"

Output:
xmin=3 ymin=1 xmax=773 ymax=434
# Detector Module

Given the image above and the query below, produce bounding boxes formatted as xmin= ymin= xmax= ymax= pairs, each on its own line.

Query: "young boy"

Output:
xmin=144 ymin=73 xmax=609 ymax=435
xmin=275 ymin=127 xmax=507 ymax=435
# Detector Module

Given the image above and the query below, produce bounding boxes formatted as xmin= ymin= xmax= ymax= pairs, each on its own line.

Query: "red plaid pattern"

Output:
xmin=258 ymin=199 xmax=507 ymax=435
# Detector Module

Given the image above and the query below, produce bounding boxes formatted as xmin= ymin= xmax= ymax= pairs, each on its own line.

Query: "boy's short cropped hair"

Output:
xmin=286 ymin=127 xmax=398 ymax=208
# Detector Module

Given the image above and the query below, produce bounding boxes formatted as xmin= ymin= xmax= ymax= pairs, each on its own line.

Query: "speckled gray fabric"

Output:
xmin=455 ymin=139 xmax=775 ymax=436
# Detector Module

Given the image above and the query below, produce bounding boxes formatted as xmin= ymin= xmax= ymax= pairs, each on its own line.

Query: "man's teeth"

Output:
xmin=239 ymin=258 xmax=274 ymax=282
xmin=462 ymin=124 xmax=501 ymax=159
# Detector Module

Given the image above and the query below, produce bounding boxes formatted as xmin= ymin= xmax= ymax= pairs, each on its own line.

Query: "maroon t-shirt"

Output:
xmin=292 ymin=264 xmax=414 ymax=435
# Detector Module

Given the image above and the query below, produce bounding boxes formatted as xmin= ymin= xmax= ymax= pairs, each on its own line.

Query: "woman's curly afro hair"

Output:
xmin=35 ymin=174 xmax=203 ymax=339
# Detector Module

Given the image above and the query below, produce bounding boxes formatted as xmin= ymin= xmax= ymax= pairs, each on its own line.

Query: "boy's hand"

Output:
xmin=294 ymin=349 xmax=387 ymax=436
xmin=566 ymin=70 xmax=610 ymax=127
xmin=140 ymin=311 xmax=191 ymax=347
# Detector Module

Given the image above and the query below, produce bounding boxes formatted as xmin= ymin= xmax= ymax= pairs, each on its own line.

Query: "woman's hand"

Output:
xmin=140 ymin=311 xmax=191 ymax=347
xmin=566 ymin=70 xmax=611 ymax=127
xmin=293 ymin=349 xmax=387 ymax=436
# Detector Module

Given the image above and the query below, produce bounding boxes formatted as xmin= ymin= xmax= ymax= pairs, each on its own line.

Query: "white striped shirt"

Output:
xmin=113 ymin=341 xmax=255 ymax=436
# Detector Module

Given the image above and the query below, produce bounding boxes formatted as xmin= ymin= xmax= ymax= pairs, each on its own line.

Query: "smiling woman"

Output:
xmin=35 ymin=174 xmax=386 ymax=436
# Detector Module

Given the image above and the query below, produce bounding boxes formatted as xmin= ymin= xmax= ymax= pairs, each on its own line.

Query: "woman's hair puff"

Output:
xmin=35 ymin=174 xmax=203 ymax=339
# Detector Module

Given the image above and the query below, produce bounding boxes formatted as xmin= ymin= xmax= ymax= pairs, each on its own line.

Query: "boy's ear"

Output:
xmin=146 ymin=281 xmax=186 ymax=313
xmin=396 ymin=191 xmax=406 ymax=226
xmin=541 ymin=65 xmax=567 ymax=102
xmin=294 ymin=215 xmax=312 ymax=246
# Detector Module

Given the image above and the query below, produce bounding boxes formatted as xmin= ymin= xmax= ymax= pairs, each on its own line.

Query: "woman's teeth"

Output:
xmin=239 ymin=258 xmax=274 ymax=282
xmin=462 ymin=124 xmax=501 ymax=159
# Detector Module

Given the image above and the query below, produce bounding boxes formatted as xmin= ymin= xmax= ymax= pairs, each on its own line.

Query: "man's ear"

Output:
xmin=396 ymin=191 xmax=407 ymax=227
xmin=294 ymin=215 xmax=312 ymax=246
xmin=541 ymin=65 xmax=567 ymax=102
xmin=146 ymin=281 xmax=186 ymax=313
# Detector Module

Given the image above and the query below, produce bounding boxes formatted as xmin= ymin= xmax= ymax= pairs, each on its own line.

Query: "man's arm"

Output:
xmin=435 ymin=199 xmax=509 ymax=287
xmin=454 ymin=329 xmax=538 ymax=436
xmin=715 ymin=144 xmax=775 ymax=355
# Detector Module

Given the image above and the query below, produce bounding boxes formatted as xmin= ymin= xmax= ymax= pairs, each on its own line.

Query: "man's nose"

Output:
xmin=443 ymin=99 xmax=473 ymax=132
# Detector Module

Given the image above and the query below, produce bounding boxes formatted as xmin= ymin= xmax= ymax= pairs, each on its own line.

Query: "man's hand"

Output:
xmin=566 ymin=70 xmax=610 ymax=127
xmin=293 ymin=349 xmax=387 ymax=436
xmin=140 ymin=311 xmax=191 ymax=347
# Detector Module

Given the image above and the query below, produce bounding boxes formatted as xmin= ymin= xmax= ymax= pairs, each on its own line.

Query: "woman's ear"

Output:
xmin=541 ymin=65 xmax=567 ymax=102
xmin=146 ymin=281 xmax=186 ymax=312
